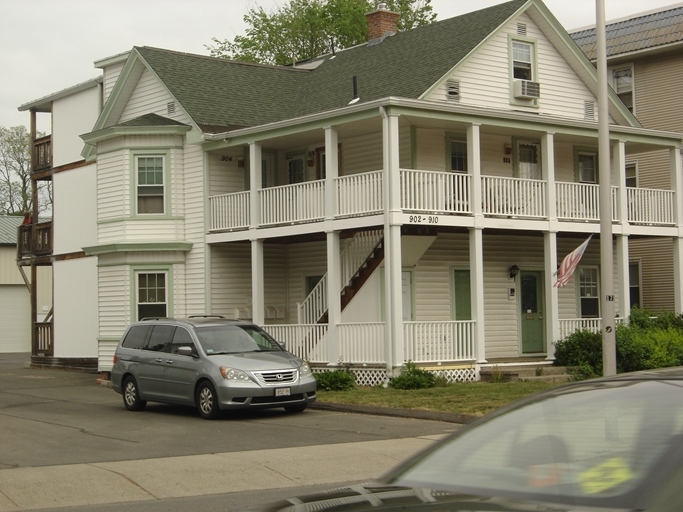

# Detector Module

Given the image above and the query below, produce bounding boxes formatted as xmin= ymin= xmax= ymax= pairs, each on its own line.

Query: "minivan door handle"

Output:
xmin=166 ymin=360 xmax=173 ymax=364
xmin=155 ymin=358 xmax=163 ymax=363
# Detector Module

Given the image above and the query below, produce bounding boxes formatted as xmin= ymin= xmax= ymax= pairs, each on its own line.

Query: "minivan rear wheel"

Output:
xmin=196 ymin=381 xmax=220 ymax=419
xmin=122 ymin=376 xmax=147 ymax=411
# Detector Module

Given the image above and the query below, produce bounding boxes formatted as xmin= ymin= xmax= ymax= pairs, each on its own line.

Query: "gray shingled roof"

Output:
xmin=0 ymin=216 xmax=23 ymax=246
xmin=117 ymin=113 xmax=190 ymax=127
xmin=135 ymin=0 xmax=527 ymax=132
xmin=571 ymin=5 xmax=683 ymax=60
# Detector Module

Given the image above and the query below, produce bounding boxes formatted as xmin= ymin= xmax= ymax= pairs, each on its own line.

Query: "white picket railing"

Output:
xmin=209 ymin=191 xmax=250 ymax=231
xmin=404 ymin=321 xmax=475 ymax=362
xmin=208 ymin=175 xmax=676 ymax=231
xmin=400 ymin=169 xmax=471 ymax=214
xmin=260 ymin=180 xmax=325 ymax=226
xmin=339 ymin=322 xmax=386 ymax=363
xmin=557 ymin=317 xmax=625 ymax=341
xmin=627 ymin=187 xmax=675 ymax=225
xmin=336 ymin=171 xmax=383 ymax=217
xmin=263 ymin=324 xmax=328 ymax=363
xmin=482 ymin=176 xmax=546 ymax=218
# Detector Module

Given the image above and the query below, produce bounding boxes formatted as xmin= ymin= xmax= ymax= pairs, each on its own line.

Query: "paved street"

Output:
xmin=0 ymin=354 xmax=456 ymax=511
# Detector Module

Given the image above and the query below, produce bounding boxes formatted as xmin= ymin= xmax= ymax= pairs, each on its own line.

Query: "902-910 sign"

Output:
xmin=408 ymin=215 xmax=439 ymax=224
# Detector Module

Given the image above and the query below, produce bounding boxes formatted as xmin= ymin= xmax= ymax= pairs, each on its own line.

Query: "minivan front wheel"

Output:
xmin=122 ymin=376 xmax=147 ymax=411
xmin=196 ymin=381 xmax=220 ymax=419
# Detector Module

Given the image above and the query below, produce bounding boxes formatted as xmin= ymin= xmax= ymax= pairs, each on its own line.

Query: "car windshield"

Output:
xmin=386 ymin=378 xmax=683 ymax=508
xmin=194 ymin=325 xmax=283 ymax=355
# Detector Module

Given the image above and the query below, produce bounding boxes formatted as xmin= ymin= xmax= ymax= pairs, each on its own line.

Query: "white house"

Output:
xmin=19 ymin=0 xmax=683 ymax=383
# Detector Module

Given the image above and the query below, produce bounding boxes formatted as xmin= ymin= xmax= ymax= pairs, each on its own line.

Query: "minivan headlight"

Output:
xmin=300 ymin=363 xmax=312 ymax=377
xmin=220 ymin=367 xmax=251 ymax=381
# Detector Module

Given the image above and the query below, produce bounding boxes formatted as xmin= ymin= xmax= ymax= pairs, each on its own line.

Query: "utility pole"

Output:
xmin=596 ymin=0 xmax=617 ymax=376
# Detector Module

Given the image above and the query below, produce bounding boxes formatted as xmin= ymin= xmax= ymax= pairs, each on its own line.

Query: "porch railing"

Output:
xmin=17 ymin=222 xmax=53 ymax=259
xmin=557 ymin=317 xmax=625 ymax=341
xmin=209 ymin=191 xmax=250 ymax=231
xmin=260 ymin=180 xmax=325 ymax=226
xmin=401 ymin=169 xmax=471 ymax=214
xmin=336 ymin=171 xmax=383 ymax=217
xmin=33 ymin=135 xmax=52 ymax=172
xmin=208 ymin=171 xmax=677 ymax=231
xmin=482 ymin=176 xmax=546 ymax=218
xmin=34 ymin=322 xmax=54 ymax=355
xmin=263 ymin=321 xmax=475 ymax=365
xmin=627 ymin=187 xmax=675 ymax=225
xmin=404 ymin=321 xmax=475 ymax=363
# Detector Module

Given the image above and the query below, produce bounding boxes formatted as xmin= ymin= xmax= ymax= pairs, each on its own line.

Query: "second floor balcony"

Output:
xmin=17 ymin=222 xmax=53 ymax=262
xmin=208 ymin=169 xmax=676 ymax=233
xmin=33 ymin=135 xmax=52 ymax=173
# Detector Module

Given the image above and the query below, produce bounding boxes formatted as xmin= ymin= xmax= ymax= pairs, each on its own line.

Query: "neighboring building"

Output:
xmin=0 ymin=216 xmax=51 ymax=353
xmin=18 ymin=0 xmax=683 ymax=382
xmin=571 ymin=4 xmax=683 ymax=313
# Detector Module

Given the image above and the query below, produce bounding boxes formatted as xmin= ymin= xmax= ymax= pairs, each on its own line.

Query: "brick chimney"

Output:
xmin=365 ymin=2 xmax=400 ymax=43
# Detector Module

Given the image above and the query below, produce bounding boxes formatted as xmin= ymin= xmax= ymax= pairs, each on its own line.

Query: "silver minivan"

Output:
xmin=111 ymin=316 xmax=317 ymax=419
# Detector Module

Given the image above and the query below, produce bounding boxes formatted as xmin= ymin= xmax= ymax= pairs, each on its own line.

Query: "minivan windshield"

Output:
xmin=195 ymin=325 xmax=283 ymax=355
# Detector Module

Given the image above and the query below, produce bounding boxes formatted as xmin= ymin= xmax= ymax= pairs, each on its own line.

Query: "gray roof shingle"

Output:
xmin=134 ymin=0 xmax=527 ymax=132
xmin=571 ymin=5 xmax=683 ymax=59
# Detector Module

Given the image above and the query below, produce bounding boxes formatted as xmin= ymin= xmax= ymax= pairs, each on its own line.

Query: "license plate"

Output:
xmin=275 ymin=387 xmax=291 ymax=397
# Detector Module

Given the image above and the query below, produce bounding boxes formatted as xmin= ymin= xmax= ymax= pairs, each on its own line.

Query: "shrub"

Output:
xmin=314 ymin=368 xmax=356 ymax=391
xmin=555 ymin=308 xmax=683 ymax=377
xmin=389 ymin=361 xmax=436 ymax=390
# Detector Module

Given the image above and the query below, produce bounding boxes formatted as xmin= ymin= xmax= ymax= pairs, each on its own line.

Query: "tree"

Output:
xmin=206 ymin=0 xmax=436 ymax=66
xmin=0 ymin=125 xmax=51 ymax=216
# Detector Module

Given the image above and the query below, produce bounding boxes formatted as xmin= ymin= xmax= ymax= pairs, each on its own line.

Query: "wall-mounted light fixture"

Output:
xmin=508 ymin=265 xmax=520 ymax=279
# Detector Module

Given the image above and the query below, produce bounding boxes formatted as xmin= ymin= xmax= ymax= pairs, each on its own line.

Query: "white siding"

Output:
xmin=54 ymin=163 xmax=97 ymax=254
xmin=119 ymin=68 xmax=192 ymax=125
xmin=53 ymin=258 xmax=98 ymax=358
xmin=426 ymin=13 xmax=602 ymax=122
xmin=286 ymin=241 xmax=327 ymax=321
xmin=102 ymin=61 xmax=125 ymax=103
xmin=0 ymin=246 xmax=24 ymax=284
xmin=208 ymin=151 xmax=245 ymax=196
xmin=98 ymin=266 xmax=130 ymax=339
xmin=182 ymin=143 xmax=207 ymax=313
xmin=0 ymin=285 xmax=30 ymax=353
xmin=53 ymin=86 xmax=101 ymax=167
xmin=210 ymin=243 xmax=252 ymax=317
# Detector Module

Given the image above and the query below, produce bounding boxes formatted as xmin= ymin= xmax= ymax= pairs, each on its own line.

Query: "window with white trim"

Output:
xmin=577 ymin=151 xmax=598 ymax=184
xmin=450 ymin=140 xmax=467 ymax=173
xmin=137 ymin=272 xmax=167 ymax=320
xmin=629 ymin=262 xmax=641 ymax=310
xmin=613 ymin=66 xmax=634 ymax=113
xmin=287 ymin=154 xmax=305 ymax=184
xmin=579 ymin=267 xmax=599 ymax=318
xmin=136 ymin=156 xmax=164 ymax=214
xmin=625 ymin=163 xmax=637 ymax=188
xmin=512 ymin=41 xmax=533 ymax=81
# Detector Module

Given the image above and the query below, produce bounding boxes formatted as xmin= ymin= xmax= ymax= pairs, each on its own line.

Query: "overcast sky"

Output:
xmin=2 ymin=0 xmax=680 ymax=130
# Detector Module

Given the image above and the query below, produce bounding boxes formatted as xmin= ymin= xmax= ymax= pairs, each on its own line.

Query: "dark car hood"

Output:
xmin=238 ymin=484 xmax=627 ymax=512
xmin=208 ymin=351 xmax=301 ymax=371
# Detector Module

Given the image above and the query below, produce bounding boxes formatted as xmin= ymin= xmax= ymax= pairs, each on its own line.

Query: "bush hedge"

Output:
xmin=389 ymin=361 xmax=436 ymax=390
xmin=314 ymin=368 xmax=356 ymax=391
xmin=554 ymin=308 xmax=683 ymax=378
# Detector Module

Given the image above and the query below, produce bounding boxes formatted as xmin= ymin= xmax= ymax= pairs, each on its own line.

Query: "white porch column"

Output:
xmin=249 ymin=142 xmax=262 ymax=228
xmin=542 ymin=132 xmax=556 ymax=223
xmin=672 ymin=147 xmax=683 ymax=312
xmin=467 ymin=124 xmax=482 ymax=220
xmin=614 ymin=141 xmax=630 ymax=322
xmin=249 ymin=142 xmax=264 ymax=325
xmin=544 ymin=231 xmax=559 ymax=359
xmin=251 ymin=239 xmax=265 ymax=325
xmin=324 ymin=126 xmax=341 ymax=365
xmin=470 ymin=227 xmax=486 ymax=363
xmin=326 ymin=231 xmax=341 ymax=365
xmin=324 ymin=126 xmax=338 ymax=219
xmin=382 ymin=108 xmax=404 ymax=375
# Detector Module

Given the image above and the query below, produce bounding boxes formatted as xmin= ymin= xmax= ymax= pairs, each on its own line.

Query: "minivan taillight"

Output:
xmin=113 ymin=355 xmax=118 ymax=364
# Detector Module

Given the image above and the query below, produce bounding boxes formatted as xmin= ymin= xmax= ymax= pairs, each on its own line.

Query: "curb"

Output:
xmin=310 ymin=401 xmax=475 ymax=424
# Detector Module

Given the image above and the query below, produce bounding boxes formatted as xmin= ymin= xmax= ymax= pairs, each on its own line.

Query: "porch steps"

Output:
xmin=479 ymin=365 xmax=574 ymax=383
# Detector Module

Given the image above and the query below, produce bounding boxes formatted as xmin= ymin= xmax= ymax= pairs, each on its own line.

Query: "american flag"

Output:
xmin=554 ymin=235 xmax=592 ymax=288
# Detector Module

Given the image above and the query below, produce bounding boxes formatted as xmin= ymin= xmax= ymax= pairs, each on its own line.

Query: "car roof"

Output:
xmin=135 ymin=316 xmax=254 ymax=328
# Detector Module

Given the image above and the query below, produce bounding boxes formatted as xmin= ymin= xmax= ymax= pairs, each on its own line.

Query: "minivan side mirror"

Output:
xmin=177 ymin=346 xmax=196 ymax=357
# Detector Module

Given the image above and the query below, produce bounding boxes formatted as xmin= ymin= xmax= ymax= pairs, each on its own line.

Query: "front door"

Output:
xmin=520 ymin=271 xmax=545 ymax=353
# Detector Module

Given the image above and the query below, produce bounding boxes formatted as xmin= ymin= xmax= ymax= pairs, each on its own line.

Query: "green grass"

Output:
xmin=317 ymin=381 xmax=560 ymax=417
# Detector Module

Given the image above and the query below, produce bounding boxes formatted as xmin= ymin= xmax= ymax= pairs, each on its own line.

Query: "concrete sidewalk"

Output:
xmin=0 ymin=435 xmax=443 ymax=511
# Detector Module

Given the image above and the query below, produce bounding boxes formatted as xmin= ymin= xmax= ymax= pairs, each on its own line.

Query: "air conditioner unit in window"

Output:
xmin=513 ymin=79 xmax=541 ymax=99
